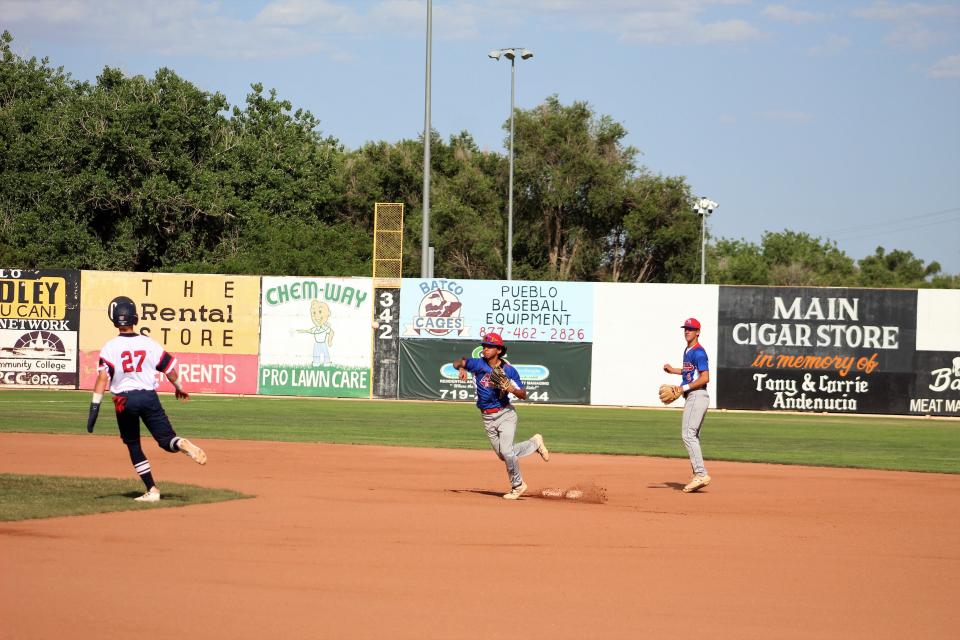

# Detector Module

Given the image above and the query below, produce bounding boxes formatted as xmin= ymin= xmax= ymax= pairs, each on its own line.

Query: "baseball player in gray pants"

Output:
xmin=663 ymin=317 xmax=711 ymax=493
xmin=453 ymin=333 xmax=549 ymax=500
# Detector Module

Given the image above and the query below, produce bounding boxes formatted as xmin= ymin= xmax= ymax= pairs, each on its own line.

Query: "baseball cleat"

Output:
xmin=503 ymin=481 xmax=528 ymax=500
xmin=178 ymin=439 xmax=207 ymax=465
xmin=135 ymin=487 xmax=161 ymax=502
xmin=532 ymin=433 xmax=550 ymax=461
xmin=682 ymin=474 xmax=711 ymax=493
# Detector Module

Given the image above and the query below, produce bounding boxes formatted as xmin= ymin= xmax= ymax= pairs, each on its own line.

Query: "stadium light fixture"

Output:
xmin=693 ymin=197 xmax=719 ymax=285
xmin=489 ymin=47 xmax=534 ymax=280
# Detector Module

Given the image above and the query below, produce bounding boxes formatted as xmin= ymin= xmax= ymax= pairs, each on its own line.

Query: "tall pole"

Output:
xmin=421 ymin=0 xmax=432 ymax=278
xmin=507 ymin=57 xmax=516 ymax=281
xmin=700 ymin=212 xmax=706 ymax=285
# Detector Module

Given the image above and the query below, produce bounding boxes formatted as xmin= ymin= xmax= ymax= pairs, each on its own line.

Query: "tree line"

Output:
xmin=1 ymin=32 xmax=955 ymax=288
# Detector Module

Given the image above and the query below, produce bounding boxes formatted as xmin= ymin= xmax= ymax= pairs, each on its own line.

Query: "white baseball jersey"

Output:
xmin=97 ymin=333 xmax=177 ymax=394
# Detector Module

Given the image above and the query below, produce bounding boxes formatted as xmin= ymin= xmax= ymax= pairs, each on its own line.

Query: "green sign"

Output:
xmin=399 ymin=339 xmax=592 ymax=404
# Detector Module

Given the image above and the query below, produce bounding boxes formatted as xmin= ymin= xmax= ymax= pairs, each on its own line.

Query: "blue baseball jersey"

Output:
xmin=463 ymin=358 xmax=524 ymax=411
xmin=682 ymin=343 xmax=709 ymax=388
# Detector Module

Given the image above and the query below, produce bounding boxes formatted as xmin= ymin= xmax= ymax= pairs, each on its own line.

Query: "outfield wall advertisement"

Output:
xmin=258 ymin=277 xmax=373 ymax=397
xmin=0 ymin=268 xmax=80 ymax=389
xmin=399 ymin=339 xmax=592 ymax=404
xmin=717 ymin=286 xmax=921 ymax=415
xmin=909 ymin=290 xmax=960 ymax=417
xmin=400 ymin=278 xmax=594 ymax=343
xmin=590 ymin=283 xmax=720 ymax=407
xmin=79 ymin=271 xmax=261 ymax=394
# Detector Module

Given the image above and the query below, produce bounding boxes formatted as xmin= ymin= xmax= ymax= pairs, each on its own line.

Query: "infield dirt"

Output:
xmin=2 ymin=432 xmax=958 ymax=639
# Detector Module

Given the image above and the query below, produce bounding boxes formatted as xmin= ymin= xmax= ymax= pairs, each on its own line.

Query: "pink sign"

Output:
xmin=79 ymin=351 xmax=258 ymax=395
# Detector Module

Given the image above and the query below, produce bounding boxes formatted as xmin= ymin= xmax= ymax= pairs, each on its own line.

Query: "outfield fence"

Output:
xmin=1 ymin=268 xmax=957 ymax=417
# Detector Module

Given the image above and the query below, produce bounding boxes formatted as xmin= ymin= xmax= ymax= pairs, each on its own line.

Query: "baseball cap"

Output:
xmin=681 ymin=318 xmax=701 ymax=330
xmin=480 ymin=332 xmax=508 ymax=355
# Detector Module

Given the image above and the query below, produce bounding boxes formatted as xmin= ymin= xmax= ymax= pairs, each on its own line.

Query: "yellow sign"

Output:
xmin=80 ymin=271 xmax=261 ymax=354
xmin=0 ymin=277 xmax=67 ymax=320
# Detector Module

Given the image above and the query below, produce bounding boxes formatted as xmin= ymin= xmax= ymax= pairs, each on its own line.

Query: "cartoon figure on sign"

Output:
xmin=297 ymin=300 xmax=335 ymax=366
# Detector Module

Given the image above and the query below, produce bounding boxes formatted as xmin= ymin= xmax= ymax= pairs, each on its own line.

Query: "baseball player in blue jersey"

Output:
xmin=86 ymin=298 xmax=207 ymax=503
xmin=453 ymin=333 xmax=548 ymax=500
xmin=662 ymin=317 xmax=711 ymax=493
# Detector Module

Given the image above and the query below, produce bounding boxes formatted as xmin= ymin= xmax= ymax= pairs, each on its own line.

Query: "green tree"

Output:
xmin=605 ymin=174 xmax=699 ymax=282
xmin=709 ymin=231 xmax=857 ymax=286
xmin=207 ymin=84 xmax=361 ymax=275
xmin=760 ymin=231 xmax=856 ymax=286
xmin=511 ymin=96 xmax=637 ymax=280
xmin=709 ymin=238 xmax=770 ymax=285
xmin=336 ymin=131 xmax=505 ymax=279
xmin=857 ymin=247 xmax=941 ymax=288
xmin=0 ymin=30 xmax=94 ymax=267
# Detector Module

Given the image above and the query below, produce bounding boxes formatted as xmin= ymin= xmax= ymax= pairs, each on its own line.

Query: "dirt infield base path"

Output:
xmin=2 ymin=433 xmax=958 ymax=639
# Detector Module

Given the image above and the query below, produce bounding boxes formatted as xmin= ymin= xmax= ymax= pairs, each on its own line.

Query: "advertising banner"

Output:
xmin=909 ymin=289 xmax=960 ymax=416
xmin=399 ymin=339 xmax=592 ymax=404
xmin=0 ymin=268 xmax=80 ymax=388
xmin=258 ymin=277 xmax=373 ymax=397
xmin=400 ymin=278 xmax=593 ymax=343
xmin=79 ymin=271 xmax=261 ymax=394
xmin=908 ymin=351 xmax=960 ymax=416
xmin=717 ymin=286 xmax=917 ymax=414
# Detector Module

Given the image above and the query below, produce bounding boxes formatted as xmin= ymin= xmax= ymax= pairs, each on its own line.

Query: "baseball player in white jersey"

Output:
xmin=86 ymin=298 xmax=207 ymax=502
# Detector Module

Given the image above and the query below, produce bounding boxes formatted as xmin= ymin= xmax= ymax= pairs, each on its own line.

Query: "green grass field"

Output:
xmin=1 ymin=389 xmax=958 ymax=474
xmin=0 ymin=474 xmax=250 ymax=521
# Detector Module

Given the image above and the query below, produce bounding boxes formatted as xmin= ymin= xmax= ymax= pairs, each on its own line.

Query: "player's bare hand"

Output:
xmin=458 ymin=368 xmax=468 ymax=382
xmin=175 ymin=389 xmax=190 ymax=402
xmin=662 ymin=363 xmax=671 ymax=373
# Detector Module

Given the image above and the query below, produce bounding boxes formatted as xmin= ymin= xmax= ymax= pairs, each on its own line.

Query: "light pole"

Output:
xmin=488 ymin=47 xmax=533 ymax=280
xmin=693 ymin=197 xmax=719 ymax=285
xmin=421 ymin=0 xmax=432 ymax=278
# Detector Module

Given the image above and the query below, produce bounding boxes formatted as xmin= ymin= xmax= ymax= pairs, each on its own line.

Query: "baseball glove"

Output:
xmin=658 ymin=384 xmax=683 ymax=405
xmin=489 ymin=366 xmax=514 ymax=393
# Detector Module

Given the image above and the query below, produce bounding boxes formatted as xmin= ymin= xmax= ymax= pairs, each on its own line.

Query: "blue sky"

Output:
xmin=4 ymin=0 xmax=959 ymax=274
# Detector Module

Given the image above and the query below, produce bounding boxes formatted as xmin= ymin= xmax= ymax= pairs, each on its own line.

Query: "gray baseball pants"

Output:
xmin=681 ymin=389 xmax=709 ymax=476
xmin=482 ymin=407 xmax=537 ymax=488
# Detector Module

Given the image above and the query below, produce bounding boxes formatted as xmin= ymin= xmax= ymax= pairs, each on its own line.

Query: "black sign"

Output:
xmin=0 ymin=268 xmax=81 ymax=388
xmin=717 ymin=286 xmax=917 ymax=414
xmin=372 ymin=288 xmax=400 ymax=399
xmin=907 ymin=351 xmax=960 ymax=417
xmin=399 ymin=339 xmax=592 ymax=404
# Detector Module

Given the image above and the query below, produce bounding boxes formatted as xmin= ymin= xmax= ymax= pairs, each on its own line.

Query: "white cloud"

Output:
xmin=0 ymin=0 xmax=89 ymax=22
xmin=928 ymin=53 xmax=960 ymax=78
xmin=0 ymin=0 xmax=780 ymax=60
xmin=254 ymin=0 xmax=361 ymax=30
xmin=884 ymin=23 xmax=939 ymax=50
xmin=851 ymin=1 xmax=960 ymax=51
xmin=762 ymin=4 xmax=825 ymax=25
xmin=808 ymin=34 xmax=851 ymax=56
xmin=369 ymin=1 xmax=484 ymax=40
xmin=0 ymin=0 xmax=359 ymax=59
xmin=853 ymin=1 xmax=960 ymax=22
xmin=758 ymin=109 xmax=813 ymax=123
xmin=618 ymin=11 xmax=762 ymax=45
xmin=699 ymin=19 xmax=762 ymax=43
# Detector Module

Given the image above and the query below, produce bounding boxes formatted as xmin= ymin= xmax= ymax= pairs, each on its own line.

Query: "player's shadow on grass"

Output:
xmin=447 ymin=488 xmax=505 ymax=498
xmin=648 ymin=482 xmax=687 ymax=491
